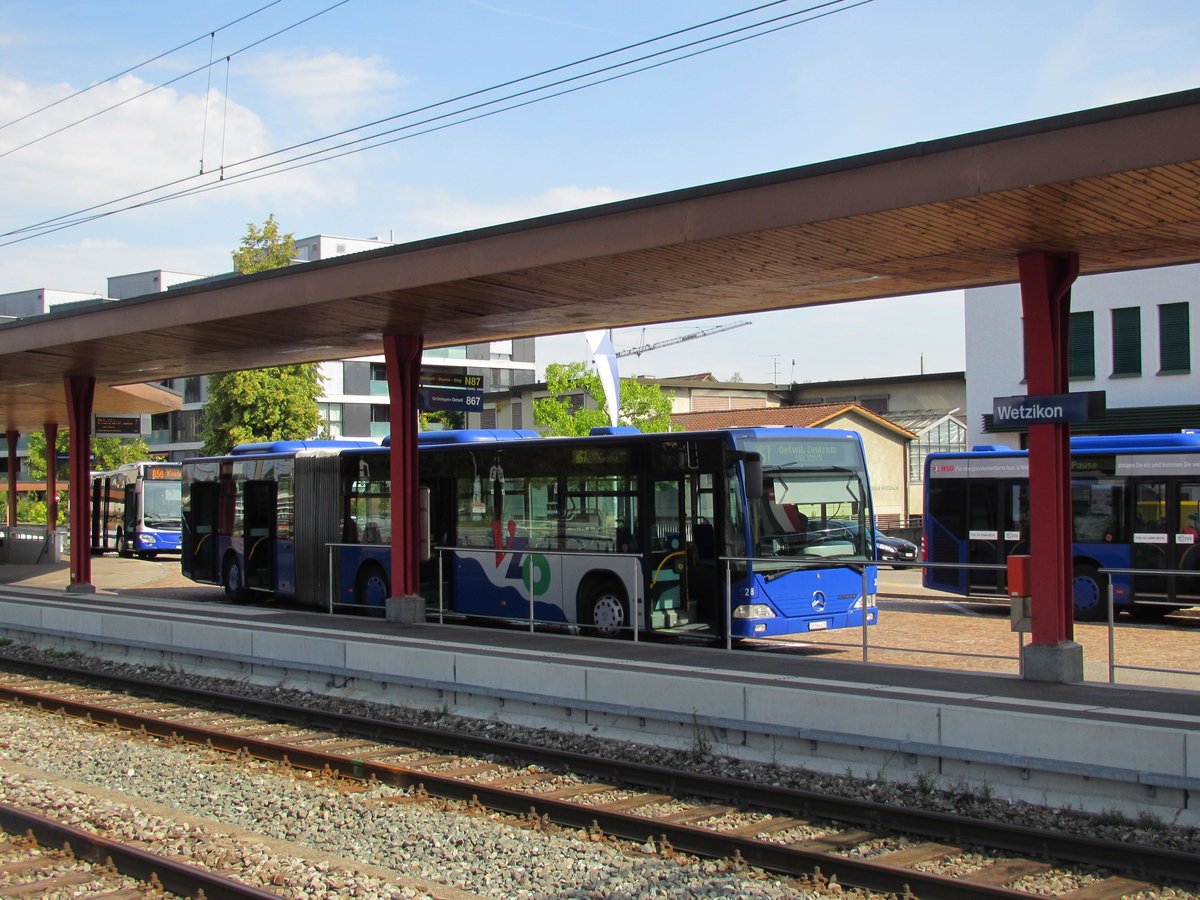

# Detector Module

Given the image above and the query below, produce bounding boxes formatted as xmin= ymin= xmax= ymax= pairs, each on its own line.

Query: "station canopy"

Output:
xmin=1 ymin=88 xmax=1199 ymax=432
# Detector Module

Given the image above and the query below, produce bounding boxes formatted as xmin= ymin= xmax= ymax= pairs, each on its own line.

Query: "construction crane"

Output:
xmin=615 ymin=320 xmax=751 ymax=358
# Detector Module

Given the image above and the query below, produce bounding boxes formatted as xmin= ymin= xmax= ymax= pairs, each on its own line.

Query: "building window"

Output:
xmin=908 ymin=418 xmax=967 ymax=483
xmin=1068 ymin=311 xmax=1095 ymax=379
xmin=1110 ymin=306 xmax=1141 ymax=376
xmin=1158 ymin=302 xmax=1191 ymax=374
xmin=318 ymin=402 xmax=343 ymax=438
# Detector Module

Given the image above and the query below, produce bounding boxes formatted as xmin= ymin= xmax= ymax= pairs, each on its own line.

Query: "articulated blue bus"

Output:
xmin=923 ymin=433 xmax=1200 ymax=620
xmin=181 ymin=427 xmax=879 ymax=641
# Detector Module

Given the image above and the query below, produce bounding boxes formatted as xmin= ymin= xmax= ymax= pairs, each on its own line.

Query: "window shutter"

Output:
xmin=1110 ymin=306 xmax=1141 ymax=376
xmin=1159 ymin=302 xmax=1191 ymax=373
xmin=1068 ymin=311 xmax=1095 ymax=379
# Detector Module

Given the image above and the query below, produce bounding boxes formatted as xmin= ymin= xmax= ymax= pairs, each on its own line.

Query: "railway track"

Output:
xmin=0 ymin=657 xmax=1194 ymax=900
xmin=0 ymin=799 xmax=288 ymax=899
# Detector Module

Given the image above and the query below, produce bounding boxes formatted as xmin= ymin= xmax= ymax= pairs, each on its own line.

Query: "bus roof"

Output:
xmin=227 ymin=439 xmax=379 ymax=456
xmin=947 ymin=432 xmax=1200 ymax=458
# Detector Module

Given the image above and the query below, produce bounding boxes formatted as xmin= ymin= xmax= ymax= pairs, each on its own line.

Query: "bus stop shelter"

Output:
xmin=1 ymin=87 xmax=1199 ymax=681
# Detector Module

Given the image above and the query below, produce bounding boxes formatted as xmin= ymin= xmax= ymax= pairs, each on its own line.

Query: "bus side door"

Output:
xmin=183 ymin=481 xmax=220 ymax=582
xmin=243 ymin=480 xmax=277 ymax=591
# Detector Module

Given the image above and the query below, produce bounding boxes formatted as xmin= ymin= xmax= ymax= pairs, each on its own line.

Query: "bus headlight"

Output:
xmin=851 ymin=594 xmax=877 ymax=609
xmin=732 ymin=604 xmax=776 ymax=619
xmin=137 ymin=534 xmax=155 ymax=547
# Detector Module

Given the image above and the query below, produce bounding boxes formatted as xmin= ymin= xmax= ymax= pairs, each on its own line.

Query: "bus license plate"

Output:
xmin=809 ymin=621 xmax=828 ymax=630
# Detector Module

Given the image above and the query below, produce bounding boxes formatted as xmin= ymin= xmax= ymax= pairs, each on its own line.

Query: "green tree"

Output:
xmin=533 ymin=362 xmax=675 ymax=436
xmin=13 ymin=431 xmax=157 ymax=525
xmin=199 ymin=216 xmax=325 ymax=455
xmin=199 ymin=366 xmax=325 ymax=455
xmin=230 ymin=213 xmax=295 ymax=273
xmin=25 ymin=431 xmax=159 ymax=482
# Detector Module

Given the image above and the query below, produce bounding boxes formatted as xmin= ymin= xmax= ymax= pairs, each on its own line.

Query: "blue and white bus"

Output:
xmin=181 ymin=427 xmax=879 ymax=641
xmin=90 ymin=462 xmax=183 ymax=558
xmin=923 ymin=433 xmax=1200 ymax=620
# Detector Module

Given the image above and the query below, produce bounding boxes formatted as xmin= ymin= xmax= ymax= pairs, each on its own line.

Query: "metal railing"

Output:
xmin=1099 ymin=565 xmax=1200 ymax=685
xmin=728 ymin=557 xmax=1026 ymax=667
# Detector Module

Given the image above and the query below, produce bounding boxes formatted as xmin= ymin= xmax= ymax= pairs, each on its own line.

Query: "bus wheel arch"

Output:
xmin=1072 ymin=560 xmax=1108 ymax=621
xmin=580 ymin=574 xmax=628 ymax=639
xmin=356 ymin=561 xmax=390 ymax=608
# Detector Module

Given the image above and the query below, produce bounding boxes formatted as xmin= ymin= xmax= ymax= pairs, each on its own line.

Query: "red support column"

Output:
xmin=65 ymin=376 xmax=95 ymax=592
xmin=1018 ymin=251 xmax=1083 ymax=680
xmin=5 ymin=431 xmax=17 ymax=527
xmin=382 ymin=334 xmax=423 ymax=610
xmin=43 ymin=422 xmax=58 ymax=533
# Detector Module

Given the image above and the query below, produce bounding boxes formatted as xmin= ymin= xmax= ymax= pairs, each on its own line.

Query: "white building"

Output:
xmin=965 ymin=262 xmax=1200 ymax=447
xmin=0 ymin=288 xmax=108 ymax=318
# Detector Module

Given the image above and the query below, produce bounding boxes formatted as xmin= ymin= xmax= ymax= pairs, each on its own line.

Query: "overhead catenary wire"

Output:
xmin=3 ymin=0 xmax=830 ymax=240
xmin=0 ymin=0 xmax=287 ymax=134
xmin=0 ymin=0 xmax=875 ymax=247
xmin=0 ymin=0 xmax=354 ymax=161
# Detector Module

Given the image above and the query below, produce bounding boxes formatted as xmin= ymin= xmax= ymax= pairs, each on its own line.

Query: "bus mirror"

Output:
xmin=744 ymin=454 xmax=763 ymax=500
xmin=419 ymin=486 xmax=432 ymax=562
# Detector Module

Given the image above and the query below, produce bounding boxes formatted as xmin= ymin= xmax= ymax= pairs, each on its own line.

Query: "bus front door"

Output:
xmin=243 ymin=481 xmax=277 ymax=591
xmin=646 ymin=473 xmax=718 ymax=636
xmin=1130 ymin=480 xmax=1169 ymax=604
xmin=1172 ymin=482 xmax=1200 ymax=604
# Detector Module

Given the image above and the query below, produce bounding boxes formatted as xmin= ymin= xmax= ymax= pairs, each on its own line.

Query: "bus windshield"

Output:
xmin=754 ymin=468 xmax=871 ymax=561
xmin=144 ymin=481 xmax=182 ymax=528
xmin=739 ymin=435 xmax=873 ymax=563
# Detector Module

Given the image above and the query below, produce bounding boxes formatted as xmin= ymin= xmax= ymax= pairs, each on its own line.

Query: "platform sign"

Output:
xmin=992 ymin=391 xmax=1105 ymax=427
xmin=418 ymin=387 xmax=483 ymax=412
xmin=420 ymin=368 xmax=483 ymax=390
xmin=94 ymin=415 xmax=141 ymax=437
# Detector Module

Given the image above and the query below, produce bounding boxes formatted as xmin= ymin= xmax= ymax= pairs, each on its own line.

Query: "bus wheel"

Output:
xmin=116 ymin=531 xmax=131 ymax=558
xmin=223 ymin=556 xmax=248 ymax=602
xmin=583 ymin=579 xmax=628 ymax=638
xmin=1072 ymin=564 xmax=1107 ymax=621
xmin=356 ymin=563 xmax=390 ymax=608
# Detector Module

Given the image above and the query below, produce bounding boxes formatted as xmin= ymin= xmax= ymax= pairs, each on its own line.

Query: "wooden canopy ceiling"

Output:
xmin=1 ymin=88 xmax=1199 ymax=432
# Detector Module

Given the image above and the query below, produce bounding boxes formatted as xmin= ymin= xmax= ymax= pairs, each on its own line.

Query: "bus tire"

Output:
xmin=582 ymin=578 xmax=628 ymax=639
xmin=116 ymin=531 xmax=131 ymax=558
xmin=223 ymin=555 xmax=248 ymax=603
xmin=356 ymin=562 xmax=390 ymax=608
xmin=1072 ymin=563 xmax=1107 ymax=621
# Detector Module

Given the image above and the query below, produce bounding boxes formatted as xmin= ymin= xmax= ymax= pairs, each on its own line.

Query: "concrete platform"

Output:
xmin=0 ymin=572 xmax=1198 ymax=826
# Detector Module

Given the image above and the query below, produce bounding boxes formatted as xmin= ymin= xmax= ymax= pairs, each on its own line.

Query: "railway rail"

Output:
xmin=0 ymin=799 xmax=288 ymax=899
xmin=0 ymin=656 xmax=1195 ymax=900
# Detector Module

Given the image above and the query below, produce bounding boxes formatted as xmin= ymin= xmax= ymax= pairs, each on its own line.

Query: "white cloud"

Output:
xmin=243 ymin=51 xmax=406 ymax=128
xmin=0 ymin=72 xmax=358 ymax=253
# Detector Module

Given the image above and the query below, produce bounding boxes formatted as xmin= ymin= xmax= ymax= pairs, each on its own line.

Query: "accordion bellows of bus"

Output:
xmin=181 ymin=427 xmax=881 ymax=642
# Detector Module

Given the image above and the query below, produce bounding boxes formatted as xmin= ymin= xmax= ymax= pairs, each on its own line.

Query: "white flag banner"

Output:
xmin=585 ymin=329 xmax=621 ymax=427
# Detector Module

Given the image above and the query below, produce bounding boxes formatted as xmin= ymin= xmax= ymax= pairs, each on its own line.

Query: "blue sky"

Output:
xmin=2 ymin=0 xmax=1199 ymax=382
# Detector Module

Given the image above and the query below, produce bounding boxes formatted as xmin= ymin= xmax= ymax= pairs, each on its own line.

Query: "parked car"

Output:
xmin=873 ymin=529 xmax=919 ymax=567
xmin=824 ymin=520 xmax=919 ymax=568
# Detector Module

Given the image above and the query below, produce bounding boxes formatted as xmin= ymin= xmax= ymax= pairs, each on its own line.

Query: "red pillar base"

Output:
xmin=1022 ymin=641 xmax=1084 ymax=683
